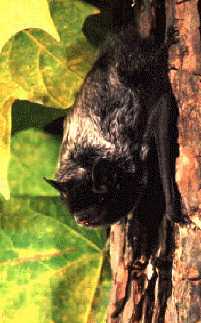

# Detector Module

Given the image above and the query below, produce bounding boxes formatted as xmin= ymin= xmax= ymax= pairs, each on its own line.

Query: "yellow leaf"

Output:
xmin=0 ymin=0 xmax=60 ymax=52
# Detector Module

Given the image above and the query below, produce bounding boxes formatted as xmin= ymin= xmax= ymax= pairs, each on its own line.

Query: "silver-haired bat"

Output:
xmin=46 ymin=25 xmax=188 ymax=227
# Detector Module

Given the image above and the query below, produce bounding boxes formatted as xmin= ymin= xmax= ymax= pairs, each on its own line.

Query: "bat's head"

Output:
xmin=45 ymin=146 xmax=144 ymax=227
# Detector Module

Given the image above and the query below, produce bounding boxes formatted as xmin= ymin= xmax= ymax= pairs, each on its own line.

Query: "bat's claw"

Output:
xmin=165 ymin=212 xmax=191 ymax=225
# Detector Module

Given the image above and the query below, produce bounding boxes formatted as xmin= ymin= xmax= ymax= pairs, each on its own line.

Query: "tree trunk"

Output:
xmin=107 ymin=1 xmax=201 ymax=322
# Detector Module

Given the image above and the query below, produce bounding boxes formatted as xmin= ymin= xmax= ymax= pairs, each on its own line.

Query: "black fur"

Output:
xmin=47 ymin=25 xmax=187 ymax=227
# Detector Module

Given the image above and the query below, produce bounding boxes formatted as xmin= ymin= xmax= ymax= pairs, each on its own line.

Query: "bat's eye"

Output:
xmin=61 ymin=192 xmax=68 ymax=201
xmin=98 ymin=194 xmax=105 ymax=203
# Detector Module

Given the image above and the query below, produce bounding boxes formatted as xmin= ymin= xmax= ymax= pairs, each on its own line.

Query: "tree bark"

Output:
xmin=107 ymin=1 xmax=201 ymax=322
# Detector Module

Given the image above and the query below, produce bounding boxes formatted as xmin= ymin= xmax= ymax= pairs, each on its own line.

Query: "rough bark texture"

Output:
xmin=165 ymin=0 xmax=201 ymax=321
xmin=107 ymin=1 xmax=201 ymax=322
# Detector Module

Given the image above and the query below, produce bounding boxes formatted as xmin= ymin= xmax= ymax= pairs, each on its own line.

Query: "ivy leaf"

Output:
xmin=0 ymin=196 xmax=110 ymax=323
xmin=0 ymin=0 xmax=97 ymax=199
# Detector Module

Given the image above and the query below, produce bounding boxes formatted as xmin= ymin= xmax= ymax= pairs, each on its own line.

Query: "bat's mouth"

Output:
xmin=74 ymin=207 xmax=104 ymax=227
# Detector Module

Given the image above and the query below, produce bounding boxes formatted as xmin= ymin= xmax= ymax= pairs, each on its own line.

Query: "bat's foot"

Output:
xmin=165 ymin=211 xmax=191 ymax=224
xmin=166 ymin=26 xmax=180 ymax=47
xmin=140 ymin=143 xmax=150 ymax=161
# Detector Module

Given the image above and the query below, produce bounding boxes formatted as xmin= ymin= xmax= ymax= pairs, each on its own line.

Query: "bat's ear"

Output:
xmin=43 ymin=177 xmax=68 ymax=193
xmin=92 ymin=158 xmax=116 ymax=193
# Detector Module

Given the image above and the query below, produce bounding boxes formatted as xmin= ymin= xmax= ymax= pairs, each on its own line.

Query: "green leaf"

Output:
xmin=9 ymin=127 xmax=61 ymax=197
xmin=0 ymin=0 xmax=97 ymax=199
xmin=11 ymin=100 xmax=67 ymax=135
xmin=0 ymin=196 xmax=110 ymax=323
